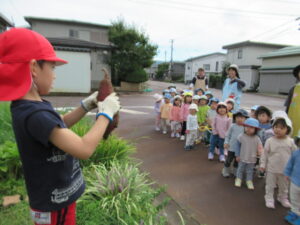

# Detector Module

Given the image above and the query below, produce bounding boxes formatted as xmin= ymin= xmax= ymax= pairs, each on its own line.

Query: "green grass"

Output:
xmin=0 ymin=201 xmax=31 ymax=225
xmin=0 ymin=102 xmax=14 ymax=144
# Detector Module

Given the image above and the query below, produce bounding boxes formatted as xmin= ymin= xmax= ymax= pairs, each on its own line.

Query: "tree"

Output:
xmin=108 ymin=20 xmax=158 ymax=84
xmin=155 ymin=63 xmax=169 ymax=80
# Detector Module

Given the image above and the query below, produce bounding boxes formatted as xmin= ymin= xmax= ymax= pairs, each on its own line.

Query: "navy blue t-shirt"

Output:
xmin=11 ymin=99 xmax=85 ymax=211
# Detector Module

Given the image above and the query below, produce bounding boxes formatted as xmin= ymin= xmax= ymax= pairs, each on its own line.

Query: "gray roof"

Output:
xmin=0 ymin=13 xmax=14 ymax=27
xmin=47 ymin=37 xmax=112 ymax=49
xmin=185 ymin=52 xmax=225 ymax=62
xmin=259 ymin=46 xmax=300 ymax=59
xmin=222 ymin=40 xmax=289 ymax=49
xmin=25 ymin=16 xmax=110 ymax=29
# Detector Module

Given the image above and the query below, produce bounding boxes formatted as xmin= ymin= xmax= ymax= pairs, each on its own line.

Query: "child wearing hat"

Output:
xmin=285 ymin=64 xmax=300 ymax=137
xmin=250 ymin=105 xmax=260 ymax=118
xmin=0 ymin=28 xmax=120 ymax=225
xmin=208 ymin=102 xmax=232 ymax=162
xmin=235 ymin=118 xmax=263 ymax=190
xmin=192 ymin=95 xmax=200 ymax=105
xmin=170 ymin=95 xmax=182 ymax=138
xmin=160 ymin=93 xmax=173 ymax=134
xmin=205 ymin=91 xmax=213 ymax=104
xmin=284 ymin=131 xmax=300 ymax=225
xmin=153 ymin=93 xmax=163 ymax=131
xmin=222 ymin=109 xmax=249 ymax=178
xmin=180 ymin=92 xmax=193 ymax=140
xmin=225 ymin=98 xmax=235 ymax=117
xmin=185 ymin=103 xmax=199 ymax=150
xmin=222 ymin=64 xmax=246 ymax=111
xmin=197 ymin=95 xmax=210 ymax=142
xmin=169 ymin=88 xmax=177 ymax=104
xmin=260 ymin=115 xmax=297 ymax=209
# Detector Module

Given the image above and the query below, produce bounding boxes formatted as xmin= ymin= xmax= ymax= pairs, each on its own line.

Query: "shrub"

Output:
xmin=0 ymin=102 xmax=15 ymax=144
xmin=77 ymin=162 xmax=168 ymax=225
xmin=124 ymin=67 xmax=148 ymax=83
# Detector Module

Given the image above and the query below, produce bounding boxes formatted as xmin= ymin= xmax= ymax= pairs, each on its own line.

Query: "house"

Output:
xmin=0 ymin=13 xmax=14 ymax=33
xmin=259 ymin=46 xmax=300 ymax=94
xmin=184 ymin=52 xmax=226 ymax=83
xmin=222 ymin=41 xmax=289 ymax=90
xmin=25 ymin=16 xmax=112 ymax=93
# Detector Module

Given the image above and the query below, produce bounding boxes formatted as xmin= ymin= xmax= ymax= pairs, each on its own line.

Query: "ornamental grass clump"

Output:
xmin=77 ymin=162 xmax=168 ymax=225
xmin=0 ymin=102 xmax=15 ymax=144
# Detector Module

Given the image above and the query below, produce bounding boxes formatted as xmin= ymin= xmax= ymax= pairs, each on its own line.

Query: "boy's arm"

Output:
xmin=49 ymin=93 xmax=120 ymax=160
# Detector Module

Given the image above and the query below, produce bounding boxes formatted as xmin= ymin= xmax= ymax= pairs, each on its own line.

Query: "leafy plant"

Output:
xmin=77 ymin=162 xmax=168 ymax=225
xmin=0 ymin=102 xmax=15 ymax=144
xmin=0 ymin=141 xmax=22 ymax=181
xmin=155 ymin=63 xmax=169 ymax=80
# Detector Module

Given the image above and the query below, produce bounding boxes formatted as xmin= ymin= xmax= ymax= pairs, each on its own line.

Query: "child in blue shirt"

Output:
xmin=284 ymin=132 xmax=300 ymax=225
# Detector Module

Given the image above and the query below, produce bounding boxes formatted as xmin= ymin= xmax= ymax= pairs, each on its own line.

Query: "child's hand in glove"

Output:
xmin=81 ymin=91 xmax=98 ymax=112
xmin=96 ymin=93 xmax=120 ymax=121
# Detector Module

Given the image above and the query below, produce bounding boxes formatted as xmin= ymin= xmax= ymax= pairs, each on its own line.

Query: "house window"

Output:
xmin=238 ymin=49 xmax=243 ymax=59
xmin=69 ymin=29 xmax=79 ymax=38
xmin=216 ymin=61 xmax=219 ymax=72
xmin=203 ymin=64 xmax=210 ymax=71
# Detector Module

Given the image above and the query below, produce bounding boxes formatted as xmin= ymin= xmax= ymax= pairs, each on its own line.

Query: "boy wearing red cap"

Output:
xmin=0 ymin=28 xmax=120 ymax=225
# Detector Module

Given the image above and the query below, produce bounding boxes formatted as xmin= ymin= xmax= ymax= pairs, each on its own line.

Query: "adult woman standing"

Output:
xmin=222 ymin=64 xmax=246 ymax=112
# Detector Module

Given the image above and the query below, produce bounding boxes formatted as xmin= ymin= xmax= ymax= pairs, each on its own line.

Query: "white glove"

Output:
xmin=96 ymin=93 xmax=120 ymax=121
xmin=81 ymin=91 xmax=98 ymax=112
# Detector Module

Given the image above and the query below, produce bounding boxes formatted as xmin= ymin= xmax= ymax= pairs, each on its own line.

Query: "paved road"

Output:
xmin=46 ymin=81 xmax=288 ymax=225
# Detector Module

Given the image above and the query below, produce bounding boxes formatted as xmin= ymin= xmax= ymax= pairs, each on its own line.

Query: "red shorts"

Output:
xmin=30 ymin=202 xmax=76 ymax=225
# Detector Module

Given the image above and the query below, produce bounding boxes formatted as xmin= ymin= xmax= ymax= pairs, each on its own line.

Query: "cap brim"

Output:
xmin=0 ymin=62 xmax=32 ymax=101
xmin=243 ymin=124 xmax=260 ymax=129
xmin=43 ymin=56 xmax=68 ymax=66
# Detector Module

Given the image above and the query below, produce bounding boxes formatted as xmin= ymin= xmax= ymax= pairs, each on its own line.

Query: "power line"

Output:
xmin=129 ymin=0 xmax=298 ymax=18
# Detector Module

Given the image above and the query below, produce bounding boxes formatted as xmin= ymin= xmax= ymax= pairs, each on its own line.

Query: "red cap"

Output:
xmin=0 ymin=28 xmax=67 ymax=101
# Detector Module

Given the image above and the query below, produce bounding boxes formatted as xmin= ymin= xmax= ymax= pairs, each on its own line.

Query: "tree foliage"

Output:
xmin=108 ymin=20 xmax=158 ymax=84
xmin=155 ymin=63 xmax=169 ymax=80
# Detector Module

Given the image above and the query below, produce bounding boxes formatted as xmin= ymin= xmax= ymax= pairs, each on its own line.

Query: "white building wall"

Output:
xmin=184 ymin=54 xmax=226 ymax=83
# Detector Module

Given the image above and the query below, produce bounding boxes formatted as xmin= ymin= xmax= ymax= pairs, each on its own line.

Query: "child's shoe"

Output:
xmin=246 ymin=180 xmax=254 ymax=190
xmin=155 ymin=127 xmax=160 ymax=131
xmin=277 ymin=197 xmax=291 ymax=208
xmin=184 ymin=145 xmax=191 ymax=151
xmin=208 ymin=152 xmax=214 ymax=160
xmin=265 ymin=199 xmax=275 ymax=209
xmin=171 ymin=132 xmax=175 ymax=138
xmin=234 ymin=178 xmax=242 ymax=187
xmin=163 ymin=131 xmax=167 ymax=134
xmin=219 ymin=155 xmax=225 ymax=162
xmin=180 ymin=135 xmax=185 ymax=141
xmin=285 ymin=211 xmax=299 ymax=224
xmin=222 ymin=167 xmax=230 ymax=178
xmin=176 ymin=133 xmax=180 ymax=138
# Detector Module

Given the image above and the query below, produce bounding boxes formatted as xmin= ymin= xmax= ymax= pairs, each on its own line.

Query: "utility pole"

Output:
xmin=168 ymin=39 xmax=174 ymax=80
xmin=164 ymin=50 xmax=167 ymax=63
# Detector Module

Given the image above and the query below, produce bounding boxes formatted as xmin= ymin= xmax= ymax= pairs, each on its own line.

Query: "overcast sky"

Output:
xmin=1 ymin=0 xmax=300 ymax=62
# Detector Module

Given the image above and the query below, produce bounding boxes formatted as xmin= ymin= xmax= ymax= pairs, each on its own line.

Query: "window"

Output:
xmin=69 ymin=29 xmax=79 ymax=38
xmin=216 ymin=61 xmax=219 ymax=72
xmin=238 ymin=49 xmax=243 ymax=59
xmin=203 ymin=64 xmax=210 ymax=71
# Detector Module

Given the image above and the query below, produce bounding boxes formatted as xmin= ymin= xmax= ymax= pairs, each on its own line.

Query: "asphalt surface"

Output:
xmin=46 ymin=81 xmax=289 ymax=225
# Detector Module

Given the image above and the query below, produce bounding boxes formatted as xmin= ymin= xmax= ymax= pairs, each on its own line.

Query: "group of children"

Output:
xmin=153 ymin=84 xmax=300 ymax=225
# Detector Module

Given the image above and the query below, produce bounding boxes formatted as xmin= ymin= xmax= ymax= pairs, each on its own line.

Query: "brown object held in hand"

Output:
xmin=97 ymin=68 xmax=119 ymax=139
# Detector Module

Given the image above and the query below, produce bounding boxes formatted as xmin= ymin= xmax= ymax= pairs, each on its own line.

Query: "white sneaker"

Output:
xmin=163 ymin=131 xmax=167 ymax=134
xmin=277 ymin=197 xmax=291 ymax=208
xmin=219 ymin=155 xmax=225 ymax=162
xmin=265 ymin=199 xmax=275 ymax=209
xmin=208 ymin=152 xmax=214 ymax=160
xmin=180 ymin=135 xmax=185 ymax=141
xmin=176 ymin=133 xmax=180 ymax=138
xmin=155 ymin=127 xmax=160 ymax=131
xmin=171 ymin=133 xmax=175 ymax=138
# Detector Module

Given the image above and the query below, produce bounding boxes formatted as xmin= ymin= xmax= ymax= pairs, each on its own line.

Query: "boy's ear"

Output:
xmin=29 ymin=59 xmax=39 ymax=78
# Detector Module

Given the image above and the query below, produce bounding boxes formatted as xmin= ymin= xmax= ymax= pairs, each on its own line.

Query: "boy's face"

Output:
xmin=258 ymin=113 xmax=270 ymax=124
xmin=164 ymin=98 xmax=170 ymax=103
xmin=210 ymin=102 xmax=218 ymax=110
xmin=32 ymin=61 xmax=56 ymax=95
xmin=171 ymin=92 xmax=176 ymax=97
xmin=197 ymin=91 xmax=204 ymax=96
xmin=193 ymin=99 xmax=199 ymax=105
xmin=273 ymin=124 xmax=288 ymax=138
xmin=199 ymin=99 xmax=207 ymax=106
xmin=245 ymin=126 xmax=256 ymax=135
xmin=235 ymin=116 xmax=246 ymax=125
xmin=190 ymin=109 xmax=197 ymax=115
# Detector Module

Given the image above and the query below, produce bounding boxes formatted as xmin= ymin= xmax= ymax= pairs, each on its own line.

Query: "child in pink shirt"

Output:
xmin=208 ymin=102 xmax=232 ymax=162
xmin=180 ymin=92 xmax=193 ymax=141
xmin=170 ymin=95 xmax=182 ymax=138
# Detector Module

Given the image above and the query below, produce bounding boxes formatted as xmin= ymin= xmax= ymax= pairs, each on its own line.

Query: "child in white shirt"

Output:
xmin=185 ymin=103 xmax=199 ymax=151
